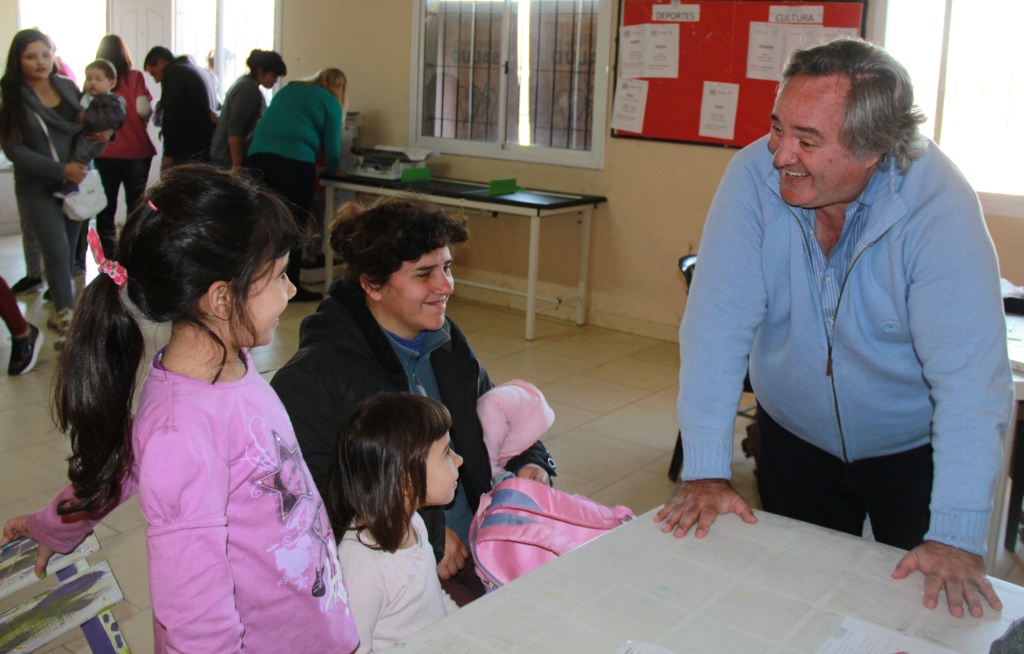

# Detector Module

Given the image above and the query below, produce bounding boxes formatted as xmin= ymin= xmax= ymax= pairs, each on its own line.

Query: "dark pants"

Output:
xmin=755 ymin=406 xmax=933 ymax=551
xmin=247 ymin=152 xmax=315 ymax=286
xmin=0 ymin=276 xmax=28 ymax=336
xmin=94 ymin=157 xmax=153 ymax=257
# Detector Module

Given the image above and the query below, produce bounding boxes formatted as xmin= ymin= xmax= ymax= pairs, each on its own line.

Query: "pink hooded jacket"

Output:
xmin=476 ymin=380 xmax=555 ymax=478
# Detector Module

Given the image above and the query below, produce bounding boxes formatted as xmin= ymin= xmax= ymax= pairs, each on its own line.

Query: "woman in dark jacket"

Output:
xmin=270 ymin=195 xmax=556 ymax=604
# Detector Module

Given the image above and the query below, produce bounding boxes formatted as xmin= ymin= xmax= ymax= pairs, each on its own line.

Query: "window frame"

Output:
xmin=408 ymin=0 xmax=613 ymax=170
xmin=870 ymin=0 xmax=1023 ymax=219
xmin=177 ymin=0 xmax=283 ymax=100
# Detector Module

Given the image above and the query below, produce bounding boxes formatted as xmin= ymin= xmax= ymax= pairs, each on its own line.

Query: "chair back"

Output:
xmin=678 ymin=255 xmax=697 ymax=291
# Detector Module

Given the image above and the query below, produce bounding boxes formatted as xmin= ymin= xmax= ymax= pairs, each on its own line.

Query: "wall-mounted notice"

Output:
xmin=610 ymin=78 xmax=650 ymax=132
xmin=619 ymin=24 xmax=680 ymax=79
xmin=646 ymin=24 xmax=680 ymax=78
xmin=612 ymin=1 xmax=863 ymax=147
xmin=619 ymin=25 xmax=647 ymax=78
xmin=769 ymin=5 xmax=823 ymax=24
xmin=698 ymin=81 xmax=739 ymax=140
xmin=652 ymin=3 xmax=700 ymax=22
xmin=747 ymin=22 xmax=858 ymax=80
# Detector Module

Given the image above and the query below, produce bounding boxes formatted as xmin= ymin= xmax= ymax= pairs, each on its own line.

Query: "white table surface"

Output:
xmin=389 ymin=509 xmax=1024 ymax=654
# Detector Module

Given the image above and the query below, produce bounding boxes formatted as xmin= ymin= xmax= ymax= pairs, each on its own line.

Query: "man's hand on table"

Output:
xmin=892 ymin=540 xmax=1001 ymax=618
xmin=654 ymin=478 xmax=757 ymax=538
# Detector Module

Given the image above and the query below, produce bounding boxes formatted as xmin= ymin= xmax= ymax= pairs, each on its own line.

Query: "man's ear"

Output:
xmin=205 ymin=281 xmax=233 ymax=322
xmin=360 ymin=274 xmax=383 ymax=303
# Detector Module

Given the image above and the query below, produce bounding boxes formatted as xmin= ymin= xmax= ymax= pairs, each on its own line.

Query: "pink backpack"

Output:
xmin=469 ymin=477 xmax=635 ymax=590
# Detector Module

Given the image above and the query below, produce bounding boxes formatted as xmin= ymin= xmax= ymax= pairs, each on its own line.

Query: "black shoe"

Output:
xmin=8 ymin=324 xmax=42 ymax=375
xmin=42 ymin=288 xmax=52 ymax=302
xmin=289 ymin=286 xmax=324 ymax=303
xmin=10 ymin=276 xmax=43 ymax=295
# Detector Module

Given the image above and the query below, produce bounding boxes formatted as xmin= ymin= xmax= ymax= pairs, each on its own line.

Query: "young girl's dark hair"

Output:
xmin=0 ymin=29 xmax=54 ymax=145
xmin=54 ymin=164 xmax=299 ymax=515
xmin=330 ymin=194 xmax=469 ymax=289
xmin=324 ymin=393 xmax=452 ymax=553
xmin=246 ymin=49 xmax=287 ymax=77
xmin=95 ymin=34 xmax=133 ymax=84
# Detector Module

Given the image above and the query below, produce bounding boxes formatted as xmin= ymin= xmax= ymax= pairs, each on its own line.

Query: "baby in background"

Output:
xmin=55 ymin=58 xmax=126 ymax=198
xmin=477 ymin=379 xmax=556 ymax=486
xmin=326 ymin=393 xmax=461 ymax=653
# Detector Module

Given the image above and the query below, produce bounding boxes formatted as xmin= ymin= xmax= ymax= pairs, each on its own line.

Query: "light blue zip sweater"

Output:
xmin=677 ymin=135 xmax=1013 ymax=555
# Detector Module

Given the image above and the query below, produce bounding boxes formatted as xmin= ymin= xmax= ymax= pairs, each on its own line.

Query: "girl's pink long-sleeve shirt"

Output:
xmin=28 ymin=350 xmax=358 ymax=653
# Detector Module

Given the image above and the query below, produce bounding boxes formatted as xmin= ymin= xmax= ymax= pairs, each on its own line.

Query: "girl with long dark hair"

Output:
xmin=0 ymin=165 xmax=358 ymax=653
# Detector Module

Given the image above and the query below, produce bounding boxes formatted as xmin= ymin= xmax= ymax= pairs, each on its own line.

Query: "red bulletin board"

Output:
xmin=613 ymin=0 xmax=863 ymax=147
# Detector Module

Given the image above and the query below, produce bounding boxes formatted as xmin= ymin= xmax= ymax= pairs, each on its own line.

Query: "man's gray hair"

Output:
xmin=782 ymin=37 xmax=927 ymax=173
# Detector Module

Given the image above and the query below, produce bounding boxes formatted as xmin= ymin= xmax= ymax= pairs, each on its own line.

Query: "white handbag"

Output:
xmin=34 ymin=112 xmax=108 ymax=221
xmin=62 ymin=169 xmax=108 ymax=221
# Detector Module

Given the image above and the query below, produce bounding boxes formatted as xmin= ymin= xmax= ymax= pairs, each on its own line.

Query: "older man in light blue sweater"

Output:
xmin=656 ymin=38 xmax=1013 ymax=619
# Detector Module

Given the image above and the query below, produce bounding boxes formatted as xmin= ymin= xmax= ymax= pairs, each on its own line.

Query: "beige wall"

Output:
xmin=282 ymin=0 xmax=1023 ymax=342
xmin=0 ymin=0 xmax=17 ymax=62
xmin=986 ymin=215 xmax=1024 ymax=284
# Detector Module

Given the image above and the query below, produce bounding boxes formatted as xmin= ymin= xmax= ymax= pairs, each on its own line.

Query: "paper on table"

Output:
xmin=613 ymin=642 xmax=678 ymax=654
xmin=816 ymin=617 xmax=958 ymax=654
xmin=698 ymin=81 xmax=739 ymax=140
xmin=610 ymin=79 xmax=649 ymax=133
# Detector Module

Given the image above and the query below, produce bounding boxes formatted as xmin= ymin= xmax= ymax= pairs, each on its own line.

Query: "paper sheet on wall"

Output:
xmin=645 ymin=24 xmax=679 ymax=78
xmin=619 ymin=25 xmax=647 ymax=79
xmin=747 ymin=23 xmax=859 ymax=81
xmin=747 ymin=22 xmax=784 ymax=81
xmin=610 ymin=79 xmax=649 ymax=132
xmin=698 ymin=81 xmax=739 ymax=140
xmin=816 ymin=617 xmax=958 ymax=654
xmin=619 ymin=24 xmax=679 ymax=79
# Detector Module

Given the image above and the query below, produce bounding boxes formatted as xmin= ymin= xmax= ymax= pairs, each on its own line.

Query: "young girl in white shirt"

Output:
xmin=325 ymin=393 xmax=462 ymax=653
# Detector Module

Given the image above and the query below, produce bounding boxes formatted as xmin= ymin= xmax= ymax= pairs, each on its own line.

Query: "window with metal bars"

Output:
xmin=412 ymin=0 xmax=611 ymax=169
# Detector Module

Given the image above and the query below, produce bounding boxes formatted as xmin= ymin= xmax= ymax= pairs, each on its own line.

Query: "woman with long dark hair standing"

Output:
xmin=92 ymin=34 xmax=157 ymax=257
xmin=0 ymin=29 xmax=112 ymax=348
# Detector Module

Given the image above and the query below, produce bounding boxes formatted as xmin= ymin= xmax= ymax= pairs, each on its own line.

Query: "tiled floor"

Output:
xmin=0 ymin=231 xmax=1022 ymax=652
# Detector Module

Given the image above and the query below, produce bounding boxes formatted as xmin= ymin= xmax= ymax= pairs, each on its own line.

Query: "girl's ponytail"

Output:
xmin=54 ymin=268 xmax=144 ymax=515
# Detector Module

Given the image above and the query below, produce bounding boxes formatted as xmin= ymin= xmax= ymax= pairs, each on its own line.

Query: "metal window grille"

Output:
xmin=421 ymin=0 xmax=598 ymax=152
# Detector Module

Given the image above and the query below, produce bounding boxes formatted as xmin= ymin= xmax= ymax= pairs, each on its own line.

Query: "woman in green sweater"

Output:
xmin=248 ymin=67 xmax=346 ymax=302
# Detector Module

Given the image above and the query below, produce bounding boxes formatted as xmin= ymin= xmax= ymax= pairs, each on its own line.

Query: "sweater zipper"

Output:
xmin=788 ymin=204 xmax=884 ymax=463
xmin=826 ymin=233 xmax=887 ymax=462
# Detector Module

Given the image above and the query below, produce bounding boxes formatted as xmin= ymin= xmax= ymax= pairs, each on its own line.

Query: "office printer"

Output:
xmin=351 ymin=146 xmax=434 ymax=180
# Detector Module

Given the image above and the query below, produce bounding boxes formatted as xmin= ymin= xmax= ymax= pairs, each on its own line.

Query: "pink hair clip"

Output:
xmin=87 ymin=228 xmax=128 ymax=289
xmin=147 ymin=200 xmax=158 ymax=211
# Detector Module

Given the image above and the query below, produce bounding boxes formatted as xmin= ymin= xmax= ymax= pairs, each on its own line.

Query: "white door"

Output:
xmin=107 ymin=0 xmax=172 ymax=215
